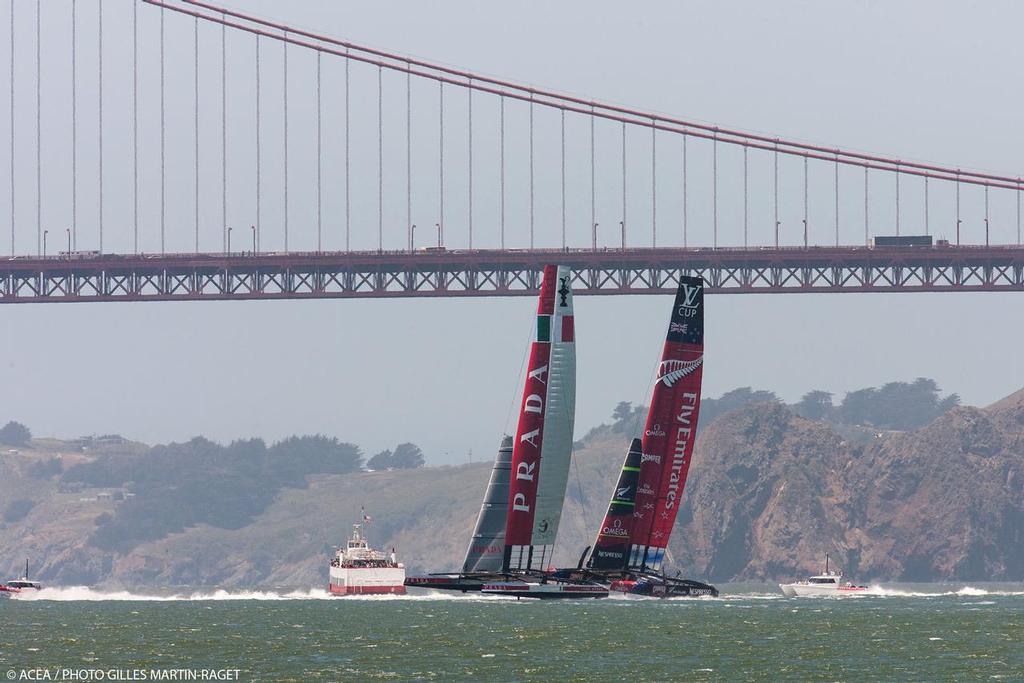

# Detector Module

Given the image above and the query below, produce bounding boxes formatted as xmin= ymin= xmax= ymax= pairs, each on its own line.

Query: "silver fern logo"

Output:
xmin=657 ymin=357 xmax=704 ymax=387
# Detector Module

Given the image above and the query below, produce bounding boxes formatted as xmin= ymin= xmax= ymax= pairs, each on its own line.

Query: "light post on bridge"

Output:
xmin=435 ymin=223 xmax=442 ymax=248
xmin=227 ymin=227 xmax=233 ymax=253
xmin=251 ymin=225 xmax=257 ymax=254
xmin=43 ymin=230 xmax=48 ymax=257
xmin=619 ymin=221 xmax=625 ymax=251
xmin=410 ymin=224 xmax=416 ymax=251
xmin=592 ymin=223 xmax=598 ymax=251
xmin=65 ymin=228 xmax=71 ymax=258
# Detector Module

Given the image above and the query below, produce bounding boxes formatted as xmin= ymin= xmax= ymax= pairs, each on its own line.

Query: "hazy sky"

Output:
xmin=1 ymin=1 xmax=1022 ymax=464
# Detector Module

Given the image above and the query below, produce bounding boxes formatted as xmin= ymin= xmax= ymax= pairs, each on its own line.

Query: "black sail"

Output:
xmin=587 ymin=438 xmax=642 ymax=571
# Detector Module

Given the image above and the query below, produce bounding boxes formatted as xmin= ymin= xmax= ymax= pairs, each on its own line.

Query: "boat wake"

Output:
xmin=12 ymin=586 xmax=336 ymax=601
xmin=12 ymin=586 xmax=526 ymax=602
xmin=864 ymin=585 xmax=1024 ymax=598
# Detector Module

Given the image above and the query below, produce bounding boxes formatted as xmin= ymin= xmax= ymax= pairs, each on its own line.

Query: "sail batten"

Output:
xmin=503 ymin=265 xmax=576 ymax=572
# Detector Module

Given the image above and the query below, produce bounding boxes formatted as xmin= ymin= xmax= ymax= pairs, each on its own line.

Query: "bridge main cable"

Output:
xmin=152 ymin=0 xmax=1023 ymax=192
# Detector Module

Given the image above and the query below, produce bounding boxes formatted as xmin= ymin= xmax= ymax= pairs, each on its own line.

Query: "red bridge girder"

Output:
xmin=1 ymin=245 xmax=1023 ymax=303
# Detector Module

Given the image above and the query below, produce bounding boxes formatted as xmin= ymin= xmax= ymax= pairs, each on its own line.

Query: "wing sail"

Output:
xmin=503 ymin=265 xmax=577 ymax=572
xmin=628 ymin=275 xmax=705 ymax=572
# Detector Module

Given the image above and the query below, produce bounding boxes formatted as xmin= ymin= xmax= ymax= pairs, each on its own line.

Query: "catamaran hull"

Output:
xmin=404 ymin=575 xmax=489 ymax=592
xmin=480 ymin=582 xmax=609 ymax=599
xmin=611 ymin=577 xmax=718 ymax=598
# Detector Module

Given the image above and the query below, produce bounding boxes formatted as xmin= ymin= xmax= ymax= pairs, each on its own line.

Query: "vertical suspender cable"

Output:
xmin=712 ymin=134 xmax=718 ymax=248
xmin=36 ymin=0 xmax=40 ymax=255
xmin=955 ymin=172 xmax=960 ymax=245
xmin=1018 ymin=183 xmax=1022 ymax=246
xmin=160 ymin=5 xmax=165 ymax=253
xmin=194 ymin=16 xmax=199 ymax=252
xmin=834 ymin=153 xmax=839 ymax=246
xmin=71 ymin=0 xmax=76 ymax=250
xmin=499 ymin=96 xmax=505 ymax=249
xmin=255 ymin=35 xmax=260 ymax=252
xmin=743 ymin=146 xmax=748 ymax=248
xmin=682 ymin=134 xmax=687 ymax=248
xmin=221 ymin=12 xmax=226 ymax=251
xmin=864 ymin=167 xmax=869 ymax=246
xmin=97 ymin=0 xmax=103 ymax=252
xmin=802 ymin=155 xmax=808 ymax=248
xmin=895 ymin=165 xmax=900 ymax=236
xmin=439 ymin=81 xmax=444 ymax=245
xmin=773 ymin=142 xmax=779 ymax=248
xmin=468 ymin=79 xmax=473 ymax=249
xmin=984 ymin=185 xmax=989 ymax=247
xmin=316 ymin=52 xmax=322 ymax=251
xmin=344 ymin=48 xmax=349 ymax=250
xmin=133 ymin=1 xmax=139 ymax=253
xmin=590 ymin=105 xmax=595 ymax=250
xmin=621 ymin=122 xmax=626 ymax=248
xmin=9 ymin=0 xmax=14 ymax=254
xmin=283 ymin=32 xmax=288 ymax=252
xmin=924 ymin=177 xmax=929 ymax=236
xmin=561 ymin=108 xmax=566 ymax=249
xmin=406 ymin=62 xmax=411 ymax=250
xmin=650 ymin=119 xmax=656 ymax=247
xmin=377 ymin=64 xmax=382 ymax=252
xmin=529 ymin=98 xmax=534 ymax=249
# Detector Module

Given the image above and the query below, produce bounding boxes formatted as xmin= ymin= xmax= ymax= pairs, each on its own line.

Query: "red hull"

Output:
xmin=329 ymin=583 xmax=406 ymax=596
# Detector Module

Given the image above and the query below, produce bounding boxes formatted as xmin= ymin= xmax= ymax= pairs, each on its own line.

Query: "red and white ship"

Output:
xmin=328 ymin=522 xmax=405 ymax=596
xmin=0 ymin=560 xmax=42 ymax=598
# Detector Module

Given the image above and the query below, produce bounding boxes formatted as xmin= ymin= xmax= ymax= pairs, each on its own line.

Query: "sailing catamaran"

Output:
xmin=405 ymin=265 xmax=607 ymax=599
xmin=555 ymin=275 xmax=718 ymax=597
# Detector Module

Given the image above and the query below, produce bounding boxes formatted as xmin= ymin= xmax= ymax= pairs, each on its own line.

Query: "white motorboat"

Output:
xmin=780 ymin=555 xmax=867 ymax=597
xmin=0 ymin=560 xmax=42 ymax=598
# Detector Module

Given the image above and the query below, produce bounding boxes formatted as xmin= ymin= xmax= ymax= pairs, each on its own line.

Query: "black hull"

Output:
xmin=405 ymin=572 xmax=609 ymax=599
xmin=627 ymin=576 xmax=718 ymax=598
xmin=551 ymin=567 xmax=719 ymax=598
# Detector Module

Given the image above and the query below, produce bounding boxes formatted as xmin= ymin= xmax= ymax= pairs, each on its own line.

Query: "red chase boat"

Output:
xmin=328 ymin=520 xmax=405 ymax=596
xmin=0 ymin=560 xmax=42 ymax=598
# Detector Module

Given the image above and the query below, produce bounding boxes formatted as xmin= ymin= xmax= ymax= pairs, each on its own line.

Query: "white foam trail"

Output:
xmin=863 ymin=585 xmax=1024 ymax=598
xmin=14 ymin=586 xmax=336 ymax=602
xmin=14 ymin=586 xmax=523 ymax=603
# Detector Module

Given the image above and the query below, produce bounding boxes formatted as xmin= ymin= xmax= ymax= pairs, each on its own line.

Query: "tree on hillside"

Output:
xmin=794 ymin=390 xmax=834 ymax=421
xmin=699 ymin=388 xmax=779 ymax=426
xmin=837 ymin=378 xmax=959 ymax=430
xmin=367 ymin=449 xmax=393 ymax=470
xmin=390 ymin=442 xmax=425 ymax=469
xmin=0 ymin=421 xmax=31 ymax=446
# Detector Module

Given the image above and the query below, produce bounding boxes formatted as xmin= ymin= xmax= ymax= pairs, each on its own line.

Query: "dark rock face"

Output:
xmin=668 ymin=390 xmax=1024 ymax=582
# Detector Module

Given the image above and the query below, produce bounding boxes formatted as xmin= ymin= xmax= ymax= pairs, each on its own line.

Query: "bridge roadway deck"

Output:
xmin=1 ymin=245 xmax=1022 ymax=303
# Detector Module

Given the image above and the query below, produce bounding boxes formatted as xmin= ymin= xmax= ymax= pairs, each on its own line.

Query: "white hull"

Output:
xmin=329 ymin=565 xmax=406 ymax=595
xmin=780 ymin=582 xmax=867 ymax=597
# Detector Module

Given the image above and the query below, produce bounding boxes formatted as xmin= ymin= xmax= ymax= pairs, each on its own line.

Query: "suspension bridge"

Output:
xmin=2 ymin=0 xmax=1022 ymax=303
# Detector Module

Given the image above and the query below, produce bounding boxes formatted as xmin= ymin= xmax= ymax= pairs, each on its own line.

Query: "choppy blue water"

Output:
xmin=2 ymin=584 xmax=1022 ymax=681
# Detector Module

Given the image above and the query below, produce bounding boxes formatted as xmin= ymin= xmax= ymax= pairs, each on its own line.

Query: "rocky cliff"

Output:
xmin=1 ymin=389 xmax=1022 ymax=587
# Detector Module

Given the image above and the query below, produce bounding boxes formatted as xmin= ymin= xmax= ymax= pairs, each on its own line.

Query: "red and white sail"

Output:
xmin=503 ymin=265 xmax=576 ymax=572
xmin=627 ymin=275 xmax=705 ymax=572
